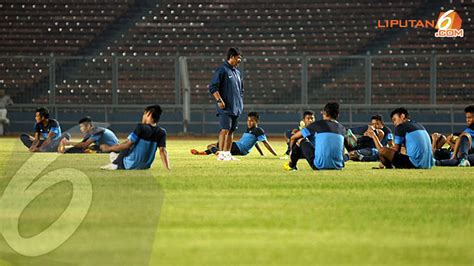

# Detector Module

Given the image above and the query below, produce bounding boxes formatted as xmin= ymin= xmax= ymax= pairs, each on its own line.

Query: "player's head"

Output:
xmin=78 ymin=116 xmax=93 ymax=133
xmin=35 ymin=107 xmax=49 ymax=123
xmin=322 ymin=102 xmax=339 ymax=120
xmin=390 ymin=107 xmax=409 ymax=126
xmin=143 ymin=105 xmax=162 ymax=124
xmin=302 ymin=110 xmax=315 ymax=126
xmin=465 ymin=105 xmax=474 ymax=127
xmin=370 ymin=114 xmax=384 ymax=129
xmin=227 ymin=47 xmax=242 ymax=67
xmin=247 ymin=112 xmax=259 ymax=128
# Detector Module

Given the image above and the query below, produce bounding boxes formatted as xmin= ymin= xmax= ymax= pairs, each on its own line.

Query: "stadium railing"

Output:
xmin=1 ymin=54 xmax=472 ymax=134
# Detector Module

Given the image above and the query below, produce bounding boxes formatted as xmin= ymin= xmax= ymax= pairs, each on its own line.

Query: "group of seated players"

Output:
xmin=192 ymin=103 xmax=474 ymax=170
xmin=20 ymin=105 xmax=170 ymax=170
xmin=19 ymin=103 xmax=474 ymax=171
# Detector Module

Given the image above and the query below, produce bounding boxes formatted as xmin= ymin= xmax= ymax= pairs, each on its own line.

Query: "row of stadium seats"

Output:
xmin=0 ymin=0 xmax=472 ymax=105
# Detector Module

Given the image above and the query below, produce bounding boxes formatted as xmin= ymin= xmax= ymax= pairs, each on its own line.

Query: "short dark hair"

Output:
xmin=303 ymin=110 xmax=314 ymax=118
xmin=144 ymin=105 xmax=163 ymax=123
xmin=227 ymin=47 xmax=241 ymax=60
xmin=36 ymin=107 xmax=49 ymax=119
xmin=390 ymin=107 xmax=410 ymax=119
xmin=465 ymin=105 xmax=474 ymax=114
xmin=78 ymin=116 xmax=92 ymax=124
xmin=370 ymin=114 xmax=383 ymax=121
xmin=248 ymin=111 xmax=259 ymax=122
xmin=323 ymin=102 xmax=339 ymax=119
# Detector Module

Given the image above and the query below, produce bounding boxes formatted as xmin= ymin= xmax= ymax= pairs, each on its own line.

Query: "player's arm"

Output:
xmin=289 ymin=131 xmax=303 ymax=150
xmin=159 ymin=147 xmax=171 ymax=170
xmin=255 ymin=143 xmax=264 ymax=155
xmin=212 ymin=91 xmax=225 ymax=110
xmin=73 ymin=138 xmax=95 ymax=149
xmin=387 ymin=140 xmax=394 ymax=148
xmin=209 ymin=68 xmax=225 ymax=109
xmin=29 ymin=132 xmax=41 ymax=152
xmin=446 ymin=134 xmax=456 ymax=149
xmin=262 ymin=140 xmax=277 ymax=156
xmin=37 ymin=130 xmax=56 ymax=149
xmin=367 ymin=130 xmax=400 ymax=152
xmin=100 ymin=140 xmax=133 ymax=152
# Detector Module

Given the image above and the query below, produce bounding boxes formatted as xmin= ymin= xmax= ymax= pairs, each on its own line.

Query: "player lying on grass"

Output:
xmin=284 ymin=102 xmax=345 ymax=171
xmin=99 ymin=105 xmax=170 ymax=170
xmin=281 ymin=110 xmax=315 ymax=159
xmin=366 ymin=107 xmax=433 ymax=169
xmin=20 ymin=107 xmax=70 ymax=152
xmin=190 ymin=112 xmax=278 ymax=158
xmin=58 ymin=116 xmax=119 ymax=153
xmin=434 ymin=105 xmax=474 ymax=167
xmin=346 ymin=115 xmax=394 ymax=162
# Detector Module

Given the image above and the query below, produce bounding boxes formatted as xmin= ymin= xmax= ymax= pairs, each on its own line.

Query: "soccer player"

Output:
xmin=58 ymin=116 xmax=119 ymax=153
xmin=366 ymin=107 xmax=433 ymax=169
xmin=348 ymin=115 xmax=394 ymax=162
xmin=431 ymin=132 xmax=451 ymax=160
xmin=282 ymin=110 xmax=315 ymax=158
xmin=100 ymin=105 xmax=170 ymax=170
xmin=191 ymin=112 xmax=277 ymax=157
xmin=20 ymin=107 xmax=70 ymax=152
xmin=209 ymin=47 xmax=244 ymax=161
xmin=284 ymin=102 xmax=345 ymax=171
xmin=435 ymin=105 xmax=474 ymax=167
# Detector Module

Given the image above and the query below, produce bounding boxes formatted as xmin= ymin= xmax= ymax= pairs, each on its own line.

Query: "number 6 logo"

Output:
xmin=436 ymin=10 xmax=454 ymax=30
xmin=0 ymin=153 xmax=93 ymax=257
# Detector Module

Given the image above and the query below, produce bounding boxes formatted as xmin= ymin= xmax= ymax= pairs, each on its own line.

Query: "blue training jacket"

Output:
xmin=208 ymin=61 xmax=244 ymax=116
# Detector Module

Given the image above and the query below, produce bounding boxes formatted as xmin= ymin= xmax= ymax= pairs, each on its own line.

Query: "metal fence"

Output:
xmin=1 ymin=54 xmax=473 ymax=105
xmin=1 ymin=54 xmax=473 ymax=134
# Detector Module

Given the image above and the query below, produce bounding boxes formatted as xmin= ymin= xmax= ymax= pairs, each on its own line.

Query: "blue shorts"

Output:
xmin=218 ymin=113 xmax=239 ymax=131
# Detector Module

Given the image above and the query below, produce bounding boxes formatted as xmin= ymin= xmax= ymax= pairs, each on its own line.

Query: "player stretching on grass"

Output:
xmin=366 ymin=107 xmax=433 ymax=169
xmin=100 ymin=105 xmax=170 ymax=170
xmin=209 ymin=47 xmax=244 ymax=161
xmin=284 ymin=102 xmax=345 ymax=171
xmin=191 ymin=112 xmax=278 ymax=157
xmin=58 ymin=116 xmax=119 ymax=153
xmin=20 ymin=107 xmax=70 ymax=152
xmin=346 ymin=115 xmax=394 ymax=162
xmin=435 ymin=105 xmax=474 ymax=167
xmin=281 ymin=110 xmax=315 ymax=159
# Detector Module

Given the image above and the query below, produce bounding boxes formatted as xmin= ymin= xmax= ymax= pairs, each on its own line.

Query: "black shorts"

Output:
xmin=216 ymin=142 xmax=243 ymax=156
xmin=218 ymin=113 xmax=239 ymax=131
xmin=300 ymin=139 xmax=318 ymax=170
xmin=434 ymin=148 xmax=451 ymax=160
xmin=392 ymin=152 xmax=416 ymax=169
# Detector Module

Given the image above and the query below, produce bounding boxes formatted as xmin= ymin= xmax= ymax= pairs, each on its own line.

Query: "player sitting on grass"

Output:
xmin=191 ymin=112 xmax=277 ymax=158
xmin=366 ymin=107 xmax=433 ymax=169
xmin=281 ymin=110 xmax=315 ymax=159
xmin=20 ymin=107 xmax=70 ymax=152
xmin=100 ymin=105 xmax=170 ymax=170
xmin=58 ymin=116 xmax=119 ymax=153
xmin=431 ymin=132 xmax=451 ymax=161
xmin=284 ymin=102 xmax=345 ymax=171
xmin=347 ymin=115 xmax=394 ymax=162
xmin=435 ymin=105 xmax=474 ymax=167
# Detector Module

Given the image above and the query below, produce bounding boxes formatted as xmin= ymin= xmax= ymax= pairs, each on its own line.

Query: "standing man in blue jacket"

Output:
xmin=208 ymin=48 xmax=244 ymax=161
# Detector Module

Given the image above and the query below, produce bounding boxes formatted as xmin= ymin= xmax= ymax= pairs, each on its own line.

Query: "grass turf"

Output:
xmin=0 ymin=137 xmax=473 ymax=265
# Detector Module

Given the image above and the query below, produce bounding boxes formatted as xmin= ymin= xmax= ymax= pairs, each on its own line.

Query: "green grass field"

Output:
xmin=0 ymin=137 xmax=473 ymax=265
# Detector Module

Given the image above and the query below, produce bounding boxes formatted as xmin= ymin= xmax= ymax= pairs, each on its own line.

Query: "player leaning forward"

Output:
xmin=209 ymin=47 xmax=244 ymax=161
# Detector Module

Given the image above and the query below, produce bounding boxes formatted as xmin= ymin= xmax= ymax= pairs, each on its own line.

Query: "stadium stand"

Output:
xmin=0 ymin=0 xmax=472 ymax=105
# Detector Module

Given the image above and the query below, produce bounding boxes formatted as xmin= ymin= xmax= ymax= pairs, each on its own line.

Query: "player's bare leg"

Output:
xmin=191 ymin=143 xmax=217 ymax=155
xmin=377 ymin=147 xmax=396 ymax=169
